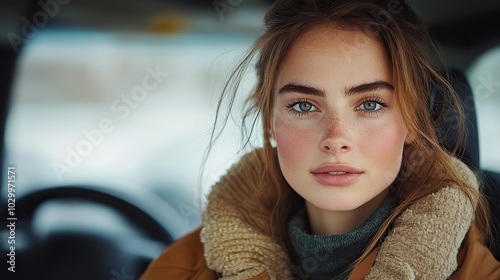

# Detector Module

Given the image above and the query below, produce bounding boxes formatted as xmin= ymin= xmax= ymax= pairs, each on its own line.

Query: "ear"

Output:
xmin=269 ymin=114 xmax=276 ymax=139
xmin=269 ymin=118 xmax=277 ymax=147
xmin=268 ymin=127 xmax=276 ymax=145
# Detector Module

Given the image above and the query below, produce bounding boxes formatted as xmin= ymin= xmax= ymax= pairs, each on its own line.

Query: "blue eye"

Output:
xmin=286 ymin=99 xmax=318 ymax=116
xmin=359 ymin=101 xmax=382 ymax=111
xmin=356 ymin=96 xmax=388 ymax=114
xmin=292 ymin=102 xmax=316 ymax=112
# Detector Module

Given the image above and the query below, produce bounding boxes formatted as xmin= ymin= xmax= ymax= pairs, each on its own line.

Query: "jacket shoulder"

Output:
xmin=450 ymin=225 xmax=500 ymax=279
xmin=140 ymin=227 xmax=218 ymax=280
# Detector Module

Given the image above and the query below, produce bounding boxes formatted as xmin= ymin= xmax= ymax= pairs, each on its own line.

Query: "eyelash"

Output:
xmin=356 ymin=95 xmax=389 ymax=115
xmin=286 ymin=98 xmax=316 ymax=117
xmin=285 ymin=95 xmax=389 ymax=117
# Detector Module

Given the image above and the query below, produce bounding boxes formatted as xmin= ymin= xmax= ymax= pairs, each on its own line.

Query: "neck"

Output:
xmin=306 ymin=189 xmax=389 ymax=235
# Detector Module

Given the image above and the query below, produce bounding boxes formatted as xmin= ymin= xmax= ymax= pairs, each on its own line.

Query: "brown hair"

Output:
xmin=206 ymin=0 xmax=491 ymax=269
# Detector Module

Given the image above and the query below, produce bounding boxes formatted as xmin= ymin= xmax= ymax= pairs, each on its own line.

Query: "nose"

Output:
xmin=320 ymin=115 xmax=352 ymax=154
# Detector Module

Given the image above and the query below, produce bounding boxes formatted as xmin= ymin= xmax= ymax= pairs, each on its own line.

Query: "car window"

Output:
xmin=467 ymin=46 xmax=500 ymax=173
xmin=6 ymin=7 xmax=264 ymax=233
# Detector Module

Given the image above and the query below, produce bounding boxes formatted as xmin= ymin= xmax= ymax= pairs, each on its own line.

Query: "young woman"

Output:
xmin=141 ymin=0 xmax=500 ymax=279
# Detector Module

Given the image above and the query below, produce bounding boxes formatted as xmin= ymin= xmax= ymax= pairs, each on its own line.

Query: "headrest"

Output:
xmin=430 ymin=68 xmax=480 ymax=169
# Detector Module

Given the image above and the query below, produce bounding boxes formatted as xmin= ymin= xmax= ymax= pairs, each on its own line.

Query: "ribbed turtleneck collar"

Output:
xmin=288 ymin=198 xmax=394 ymax=280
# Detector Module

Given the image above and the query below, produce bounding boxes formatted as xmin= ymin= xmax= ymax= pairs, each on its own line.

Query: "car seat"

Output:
xmin=432 ymin=68 xmax=500 ymax=259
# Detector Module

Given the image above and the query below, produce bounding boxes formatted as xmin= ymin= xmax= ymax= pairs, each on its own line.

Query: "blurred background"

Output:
xmin=0 ymin=0 xmax=499 ymax=279
xmin=3 ymin=0 xmax=269 ymax=209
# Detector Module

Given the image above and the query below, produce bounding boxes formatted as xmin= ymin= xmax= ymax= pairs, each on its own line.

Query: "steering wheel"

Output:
xmin=6 ymin=185 xmax=183 ymax=280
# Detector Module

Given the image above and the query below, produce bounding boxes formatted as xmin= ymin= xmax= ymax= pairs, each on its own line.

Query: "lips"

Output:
xmin=311 ymin=164 xmax=362 ymax=186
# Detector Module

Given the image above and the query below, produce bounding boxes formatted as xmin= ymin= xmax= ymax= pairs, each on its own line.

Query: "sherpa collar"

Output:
xmin=200 ymin=148 xmax=477 ymax=279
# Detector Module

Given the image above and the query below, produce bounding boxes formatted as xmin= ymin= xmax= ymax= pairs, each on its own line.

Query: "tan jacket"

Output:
xmin=142 ymin=149 xmax=500 ymax=279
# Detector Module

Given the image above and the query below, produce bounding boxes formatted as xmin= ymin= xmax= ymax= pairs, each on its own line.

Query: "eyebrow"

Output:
xmin=278 ymin=84 xmax=324 ymax=96
xmin=277 ymin=80 xmax=394 ymax=96
xmin=346 ymin=81 xmax=394 ymax=96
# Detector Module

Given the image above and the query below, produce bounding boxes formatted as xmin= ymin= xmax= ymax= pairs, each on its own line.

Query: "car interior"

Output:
xmin=0 ymin=0 xmax=499 ymax=279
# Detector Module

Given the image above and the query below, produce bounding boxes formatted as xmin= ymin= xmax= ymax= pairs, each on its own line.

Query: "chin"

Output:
xmin=311 ymin=196 xmax=368 ymax=212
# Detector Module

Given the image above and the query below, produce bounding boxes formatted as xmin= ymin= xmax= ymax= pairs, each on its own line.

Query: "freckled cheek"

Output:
xmin=361 ymin=122 xmax=407 ymax=168
xmin=273 ymin=116 xmax=316 ymax=165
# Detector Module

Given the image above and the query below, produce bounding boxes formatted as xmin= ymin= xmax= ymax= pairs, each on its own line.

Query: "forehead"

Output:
xmin=276 ymin=25 xmax=392 ymax=90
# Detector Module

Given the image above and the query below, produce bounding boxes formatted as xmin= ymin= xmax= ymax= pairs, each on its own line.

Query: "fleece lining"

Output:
xmin=200 ymin=149 xmax=477 ymax=279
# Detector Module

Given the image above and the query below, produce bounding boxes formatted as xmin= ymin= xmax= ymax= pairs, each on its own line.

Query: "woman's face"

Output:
xmin=272 ymin=26 xmax=409 ymax=221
